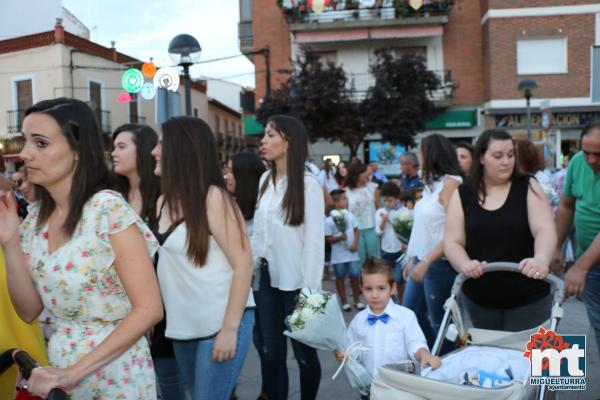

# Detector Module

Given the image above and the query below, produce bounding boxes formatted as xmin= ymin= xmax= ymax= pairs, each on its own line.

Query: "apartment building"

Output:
xmin=481 ymin=1 xmax=600 ymax=155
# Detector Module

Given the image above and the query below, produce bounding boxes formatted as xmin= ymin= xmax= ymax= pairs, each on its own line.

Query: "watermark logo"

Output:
xmin=524 ymin=327 xmax=586 ymax=391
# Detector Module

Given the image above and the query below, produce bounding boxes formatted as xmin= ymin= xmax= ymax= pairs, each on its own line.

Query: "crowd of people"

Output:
xmin=0 ymin=97 xmax=599 ymax=400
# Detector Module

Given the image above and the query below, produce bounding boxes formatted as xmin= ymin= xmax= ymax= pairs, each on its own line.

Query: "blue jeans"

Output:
xmin=154 ymin=357 xmax=185 ymax=400
xmin=402 ymin=257 xmax=457 ymax=354
xmin=257 ymin=263 xmax=321 ymax=400
xmin=584 ymin=265 xmax=600 ymax=357
xmin=381 ymin=250 xmax=404 ymax=284
xmin=333 ymin=260 xmax=360 ymax=279
xmin=173 ymin=310 xmax=254 ymax=400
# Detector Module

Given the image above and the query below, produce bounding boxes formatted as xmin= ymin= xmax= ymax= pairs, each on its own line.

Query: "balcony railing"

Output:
xmin=6 ymin=109 xmax=26 ymax=134
xmin=346 ymin=70 xmax=454 ymax=102
xmin=238 ymin=21 xmax=253 ymax=47
xmin=282 ymin=1 xmax=452 ymax=24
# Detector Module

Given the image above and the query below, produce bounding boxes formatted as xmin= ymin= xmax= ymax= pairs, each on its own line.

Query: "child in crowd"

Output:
xmin=337 ymin=259 xmax=441 ymax=398
xmin=400 ymin=188 xmax=418 ymax=209
xmin=325 ymin=189 xmax=364 ymax=311
xmin=375 ymin=183 xmax=404 ymax=286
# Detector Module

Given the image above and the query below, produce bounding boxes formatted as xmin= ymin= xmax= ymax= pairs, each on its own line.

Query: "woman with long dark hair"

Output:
xmin=228 ymin=150 xmax=267 ymax=400
xmin=444 ymin=129 xmax=555 ymax=330
xmin=335 ymin=161 xmax=349 ymax=189
xmin=402 ymin=134 xmax=463 ymax=353
xmin=0 ymin=98 xmax=162 ymax=398
xmin=111 ymin=124 xmax=183 ymax=399
xmin=111 ymin=124 xmax=161 ymax=223
xmin=151 ymin=117 xmax=254 ymax=400
xmin=252 ymin=115 xmax=324 ymax=400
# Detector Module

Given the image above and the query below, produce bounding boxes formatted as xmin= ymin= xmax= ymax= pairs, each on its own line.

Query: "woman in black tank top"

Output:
xmin=443 ymin=129 xmax=557 ymax=331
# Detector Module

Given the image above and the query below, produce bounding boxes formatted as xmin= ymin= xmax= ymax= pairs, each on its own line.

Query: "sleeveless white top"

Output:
xmin=407 ymin=175 xmax=462 ymax=260
xmin=157 ymin=222 xmax=255 ymax=340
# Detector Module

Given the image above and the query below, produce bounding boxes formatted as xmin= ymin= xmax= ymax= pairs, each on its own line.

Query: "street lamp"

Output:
xmin=518 ymin=79 xmax=538 ymax=140
xmin=168 ymin=34 xmax=201 ymax=116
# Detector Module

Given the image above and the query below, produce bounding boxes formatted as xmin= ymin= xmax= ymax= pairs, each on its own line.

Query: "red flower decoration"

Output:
xmin=523 ymin=327 xmax=570 ymax=371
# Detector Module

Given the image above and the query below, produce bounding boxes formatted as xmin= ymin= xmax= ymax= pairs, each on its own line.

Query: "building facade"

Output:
xmin=240 ymin=0 xmax=599 ymax=166
xmin=0 ymin=19 xmax=244 ymax=167
xmin=481 ymin=1 xmax=600 ymax=159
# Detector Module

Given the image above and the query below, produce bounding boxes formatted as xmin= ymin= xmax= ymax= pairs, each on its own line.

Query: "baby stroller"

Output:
xmin=0 ymin=349 xmax=66 ymax=400
xmin=371 ymin=262 xmax=565 ymax=400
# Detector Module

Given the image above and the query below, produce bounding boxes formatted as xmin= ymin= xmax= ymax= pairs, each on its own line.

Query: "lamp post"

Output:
xmin=168 ymin=34 xmax=202 ymax=116
xmin=518 ymin=79 xmax=538 ymax=140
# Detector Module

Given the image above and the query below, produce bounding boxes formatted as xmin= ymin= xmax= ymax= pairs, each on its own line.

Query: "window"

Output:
xmin=15 ymin=79 xmax=33 ymax=111
xmin=240 ymin=0 xmax=252 ymax=21
xmin=517 ymin=38 xmax=567 ymax=75
xmin=215 ymin=115 xmax=221 ymax=133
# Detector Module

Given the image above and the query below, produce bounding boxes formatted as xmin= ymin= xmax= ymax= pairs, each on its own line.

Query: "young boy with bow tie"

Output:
xmin=337 ymin=258 xmax=441 ymax=398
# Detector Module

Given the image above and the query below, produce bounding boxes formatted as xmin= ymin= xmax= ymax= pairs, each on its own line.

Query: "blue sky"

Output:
xmin=62 ymin=0 xmax=256 ymax=88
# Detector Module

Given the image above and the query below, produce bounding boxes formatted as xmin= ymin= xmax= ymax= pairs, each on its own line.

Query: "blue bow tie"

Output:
xmin=367 ymin=313 xmax=390 ymax=326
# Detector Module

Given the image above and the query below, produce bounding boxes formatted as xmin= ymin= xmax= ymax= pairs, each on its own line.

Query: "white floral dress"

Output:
xmin=20 ymin=190 xmax=159 ymax=399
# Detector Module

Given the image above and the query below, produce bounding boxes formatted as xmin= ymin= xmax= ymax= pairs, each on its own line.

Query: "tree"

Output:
xmin=362 ymin=49 xmax=441 ymax=146
xmin=256 ymin=51 xmax=365 ymax=157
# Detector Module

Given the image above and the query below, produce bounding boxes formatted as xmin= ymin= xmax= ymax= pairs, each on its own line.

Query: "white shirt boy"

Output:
xmin=325 ymin=209 xmax=360 ymax=265
xmin=347 ymin=300 xmax=428 ymax=377
xmin=374 ymin=206 xmax=404 ymax=253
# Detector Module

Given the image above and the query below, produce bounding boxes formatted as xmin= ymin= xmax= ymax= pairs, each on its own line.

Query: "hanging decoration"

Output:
xmin=153 ymin=67 xmax=180 ymax=92
xmin=308 ymin=0 xmax=329 ymax=13
xmin=116 ymin=92 xmax=132 ymax=103
xmin=141 ymin=62 xmax=157 ymax=78
xmin=408 ymin=0 xmax=424 ymax=11
xmin=121 ymin=68 xmax=144 ymax=93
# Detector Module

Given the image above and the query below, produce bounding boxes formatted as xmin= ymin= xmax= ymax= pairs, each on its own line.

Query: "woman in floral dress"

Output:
xmin=0 ymin=98 xmax=163 ymax=399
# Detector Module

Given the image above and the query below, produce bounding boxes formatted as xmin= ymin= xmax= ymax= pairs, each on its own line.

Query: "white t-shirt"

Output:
xmin=407 ymin=175 xmax=462 ymax=259
xmin=374 ymin=207 xmax=403 ymax=253
xmin=346 ymin=186 xmax=377 ymax=230
xmin=325 ymin=209 xmax=360 ymax=264
xmin=318 ymin=169 xmax=340 ymax=193
xmin=347 ymin=301 xmax=428 ymax=377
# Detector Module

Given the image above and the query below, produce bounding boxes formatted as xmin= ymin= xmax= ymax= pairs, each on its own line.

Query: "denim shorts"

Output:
xmin=333 ymin=260 xmax=360 ymax=279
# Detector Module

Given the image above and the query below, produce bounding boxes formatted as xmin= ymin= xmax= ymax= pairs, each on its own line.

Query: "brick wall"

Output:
xmin=252 ymin=0 xmax=292 ymax=107
xmin=443 ymin=0 xmax=486 ymax=106
xmin=484 ymin=14 xmax=594 ymax=100
xmin=486 ymin=0 xmax=599 ymax=10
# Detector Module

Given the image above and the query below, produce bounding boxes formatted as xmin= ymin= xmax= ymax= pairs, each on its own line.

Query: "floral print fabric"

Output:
xmin=20 ymin=190 xmax=159 ymax=399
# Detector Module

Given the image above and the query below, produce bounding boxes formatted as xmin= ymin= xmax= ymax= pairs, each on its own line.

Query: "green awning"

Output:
xmin=244 ymin=115 xmax=264 ymax=136
xmin=426 ymin=109 xmax=477 ymax=129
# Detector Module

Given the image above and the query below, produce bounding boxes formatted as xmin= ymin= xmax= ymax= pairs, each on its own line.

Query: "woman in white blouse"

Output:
xmin=252 ymin=115 xmax=324 ymax=400
xmin=151 ymin=116 xmax=254 ymax=400
xmin=402 ymin=134 xmax=463 ymax=355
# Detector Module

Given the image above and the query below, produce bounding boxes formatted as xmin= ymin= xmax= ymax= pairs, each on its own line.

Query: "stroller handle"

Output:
xmin=12 ymin=350 xmax=68 ymax=400
xmin=450 ymin=261 xmax=565 ymax=305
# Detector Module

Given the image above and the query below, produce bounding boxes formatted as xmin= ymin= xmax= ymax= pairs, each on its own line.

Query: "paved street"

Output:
xmin=236 ymin=278 xmax=599 ymax=400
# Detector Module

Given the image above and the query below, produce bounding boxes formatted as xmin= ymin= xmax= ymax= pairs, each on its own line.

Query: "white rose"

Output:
xmin=300 ymin=307 xmax=317 ymax=321
xmin=306 ymin=293 xmax=325 ymax=308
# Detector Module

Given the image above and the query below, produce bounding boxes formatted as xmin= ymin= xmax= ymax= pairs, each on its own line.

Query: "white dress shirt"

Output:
xmin=324 ymin=209 xmax=360 ymax=264
xmin=374 ymin=207 xmax=403 ymax=253
xmin=347 ymin=301 xmax=428 ymax=377
xmin=252 ymin=171 xmax=325 ymax=290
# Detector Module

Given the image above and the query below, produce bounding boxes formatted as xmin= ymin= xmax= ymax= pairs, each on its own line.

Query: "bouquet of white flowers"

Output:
xmin=330 ymin=209 xmax=348 ymax=233
xmin=389 ymin=208 xmax=413 ymax=244
xmin=284 ymin=289 xmax=372 ymax=392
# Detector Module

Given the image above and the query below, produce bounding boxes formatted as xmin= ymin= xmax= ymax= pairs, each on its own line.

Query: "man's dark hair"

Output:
xmin=330 ymin=189 xmax=346 ymax=202
xmin=581 ymin=118 xmax=600 ymax=138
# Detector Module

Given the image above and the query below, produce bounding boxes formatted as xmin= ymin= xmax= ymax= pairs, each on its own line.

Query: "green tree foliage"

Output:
xmin=362 ymin=49 xmax=440 ymax=146
xmin=256 ymin=48 xmax=441 ymax=155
